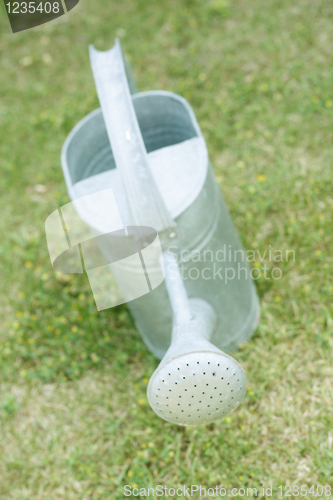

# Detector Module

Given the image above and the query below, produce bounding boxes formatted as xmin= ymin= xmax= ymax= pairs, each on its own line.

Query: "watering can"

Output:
xmin=56 ymin=40 xmax=260 ymax=426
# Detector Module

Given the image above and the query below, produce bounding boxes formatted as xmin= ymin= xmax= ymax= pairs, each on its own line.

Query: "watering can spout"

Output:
xmin=147 ymin=251 xmax=247 ymax=425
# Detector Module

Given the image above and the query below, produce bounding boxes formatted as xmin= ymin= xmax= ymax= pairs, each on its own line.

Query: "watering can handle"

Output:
xmin=89 ymin=39 xmax=176 ymax=235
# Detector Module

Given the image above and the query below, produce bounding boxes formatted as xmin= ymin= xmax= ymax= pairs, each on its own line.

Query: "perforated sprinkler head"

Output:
xmin=147 ymin=253 xmax=247 ymax=426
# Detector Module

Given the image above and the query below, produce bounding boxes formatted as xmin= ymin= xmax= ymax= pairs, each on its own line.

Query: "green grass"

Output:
xmin=0 ymin=0 xmax=332 ymax=498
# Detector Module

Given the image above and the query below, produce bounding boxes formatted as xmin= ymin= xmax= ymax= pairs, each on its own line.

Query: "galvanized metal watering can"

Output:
xmin=58 ymin=40 xmax=260 ymax=426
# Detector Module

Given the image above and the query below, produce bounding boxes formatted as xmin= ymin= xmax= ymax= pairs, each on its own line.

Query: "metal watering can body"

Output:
xmin=59 ymin=41 xmax=260 ymax=425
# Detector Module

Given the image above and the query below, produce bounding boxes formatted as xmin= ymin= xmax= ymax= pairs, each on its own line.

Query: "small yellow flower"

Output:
xmin=169 ymin=451 xmax=175 ymax=457
xmin=254 ymin=262 xmax=260 ymax=268
xmin=141 ymin=443 xmax=147 ymax=448
xmin=16 ymin=311 xmax=23 ymax=318
xmin=325 ymin=100 xmax=332 ymax=108
xmin=248 ymin=390 xmax=254 ymax=396
xmin=259 ymin=83 xmax=269 ymax=92
xmin=275 ymin=295 xmax=282 ymax=302
xmin=257 ymin=174 xmax=266 ymax=182
xmin=148 ymin=442 xmax=154 ymax=448
xmin=248 ymin=186 xmax=256 ymax=194
xmin=137 ymin=450 xmax=143 ymax=456
xmin=20 ymin=56 xmax=33 ymax=67
xmin=127 ymin=470 xmax=133 ymax=478
xmin=131 ymin=483 xmax=138 ymax=488
xmin=312 ymin=96 xmax=319 ymax=104
xmin=79 ymin=294 xmax=85 ymax=301
xmin=239 ymin=475 xmax=243 ymax=481
xmin=20 ymin=370 xmax=27 ymax=377
xmin=315 ymin=250 xmax=322 ymax=256
xmin=55 ymin=328 xmax=61 ymax=334
xmin=28 ymin=338 xmax=34 ymax=344
xmin=48 ymin=325 xmax=54 ymax=331
xmin=138 ymin=398 xmax=146 ymax=405
xmin=241 ymin=425 xmax=246 ymax=431
xmin=77 ymin=315 xmax=83 ymax=321
xmin=225 ymin=416 xmax=231 ymax=423
xmin=143 ymin=378 xmax=149 ymax=384
xmin=18 ymin=292 xmax=25 ymax=299
xmin=138 ymin=472 xmax=143 ymax=477
xmin=104 ymin=336 xmax=110 ymax=342
xmin=24 ymin=261 xmax=33 ymax=268
xmin=41 ymin=273 xmax=49 ymax=281
xmin=71 ymin=326 xmax=78 ymax=333
xmin=42 ymin=53 xmax=52 ymax=65
xmin=290 ymin=217 xmax=296 ymax=224
xmin=12 ymin=322 xmax=19 ymax=329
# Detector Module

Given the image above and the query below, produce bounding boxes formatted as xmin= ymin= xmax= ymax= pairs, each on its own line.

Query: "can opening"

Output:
xmin=65 ymin=92 xmax=198 ymax=185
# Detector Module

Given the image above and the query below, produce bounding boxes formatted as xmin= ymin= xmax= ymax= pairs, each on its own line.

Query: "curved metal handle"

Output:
xmin=89 ymin=39 xmax=176 ymax=235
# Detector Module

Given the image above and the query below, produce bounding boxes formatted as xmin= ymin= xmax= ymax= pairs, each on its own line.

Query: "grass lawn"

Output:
xmin=0 ymin=0 xmax=332 ymax=498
